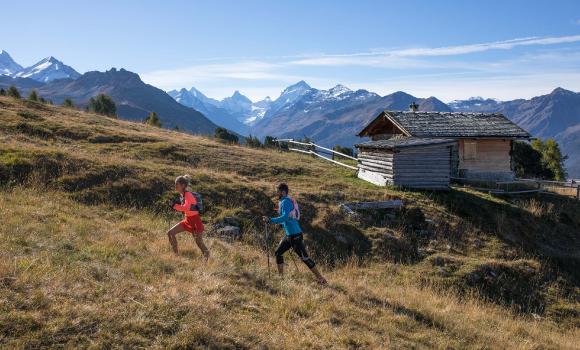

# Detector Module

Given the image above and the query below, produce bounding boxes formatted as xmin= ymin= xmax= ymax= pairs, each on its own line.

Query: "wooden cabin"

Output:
xmin=356 ymin=138 xmax=456 ymax=189
xmin=356 ymin=110 xmax=530 ymax=187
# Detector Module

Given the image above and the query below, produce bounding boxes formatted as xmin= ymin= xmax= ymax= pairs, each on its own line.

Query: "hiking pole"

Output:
xmin=265 ymin=221 xmax=271 ymax=279
xmin=289 ymin=253 xmax=300 ymax=274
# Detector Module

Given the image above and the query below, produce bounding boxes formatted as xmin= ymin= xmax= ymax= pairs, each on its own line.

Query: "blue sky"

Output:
xmin=3 ymin=0 xmax=580 ymax=101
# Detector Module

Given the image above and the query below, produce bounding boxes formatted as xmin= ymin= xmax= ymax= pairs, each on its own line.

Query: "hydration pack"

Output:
xmin=182 ymin=191 xmax=203 ymax=213
xmin=288 ymin=196 xmax=300 ymax=221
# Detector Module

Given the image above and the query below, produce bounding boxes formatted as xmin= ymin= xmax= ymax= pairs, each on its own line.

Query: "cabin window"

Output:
xmin=463 ymin=141 xmax=477 ymax=160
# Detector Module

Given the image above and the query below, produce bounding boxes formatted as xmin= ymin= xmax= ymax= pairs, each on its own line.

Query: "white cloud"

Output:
xmin=141 ymin=61 xmax=306 ymax=90
xmin=290 ymin=35 xmax=580 ymax=67
xmin=140 ymin=34 xmax=580 ymax=100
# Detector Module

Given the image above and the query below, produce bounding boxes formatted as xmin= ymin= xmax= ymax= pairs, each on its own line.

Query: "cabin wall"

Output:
xmin=357 ymin=150 xmax=395 ymax=186
xmin=393 ymin=145 xmax=452 ymax=189
xmin=457 ymin=139 xmax=513 ymax=180
xmin=357 ymin=144 xmax=452 ymax=189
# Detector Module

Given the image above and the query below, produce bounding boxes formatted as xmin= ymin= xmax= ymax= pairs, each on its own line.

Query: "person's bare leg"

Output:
xmin=167 ymin=223 xmax=185 ymax=254
xmin=277 ymin=263 xmax=284 ymax=275
xmin=194 ymin=235 xmax=210 ymax=261
xmin=310 ymin=267 xmax=327 ymax=285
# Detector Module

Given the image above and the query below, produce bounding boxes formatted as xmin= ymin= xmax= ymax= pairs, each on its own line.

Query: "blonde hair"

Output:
xmin=175 ymin=174 xmax=192 ymax=188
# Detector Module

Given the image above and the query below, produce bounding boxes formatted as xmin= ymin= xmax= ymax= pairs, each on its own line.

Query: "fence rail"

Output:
xmin=274 ymin=139 xmax=358 ymax=170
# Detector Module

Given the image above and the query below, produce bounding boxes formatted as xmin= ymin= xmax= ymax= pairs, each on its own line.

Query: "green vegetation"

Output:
xmin=27 ymin=89 xmax=38 ymax=102
xmin=144 ymin=111 xmax=162 ymax=127
xmin=263 ymin=135 xmax=277 ymax=148
xmin=245 ymin=134 xmax=262 ymax=148
xmin=6 ymin=85 xmax=20 ymax=99
xmin=0 ymin=88 xmax=6 ymax=96
xmin=62 ymin=98 xmax=74 ymax=108
xmin=214 ymin=126 xmax=239 ymax=144
xmin=513 ymin=140 xmax=568 ymax=180
xmin=87 ymin=93 xmax=117 ymax=117
xmin=0 ymin=96 xmax=578 ymax=348
xmin=333 ymin=144 xmax=354 ymax=157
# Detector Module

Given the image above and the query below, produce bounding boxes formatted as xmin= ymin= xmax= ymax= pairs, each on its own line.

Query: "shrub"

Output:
xmin=245 ymin=135 xmax=262 ymax=148
xmin=333 ymin=145 xmax=354 ymax=157
xmin=513 ymin=140 xmax=568 ymax=180
xmin=263 ymin=136 xmax=277 ymax=148
xmin=144 ymin=111 xmax=162 ymax=127
xmin=0 ymin=88 xmax=6 ymax=96
xmin=215 ymin=127 xmax=239 ymax=144
xmin=7 ymin=85 xmax=20 ymax=99
xmin=62 ymin=98 xmax=74 ymax=108
xmin=88 ymin=94 xmax=117 ymax=117
xmin=28 ymin=90 xmax=38 ymax=102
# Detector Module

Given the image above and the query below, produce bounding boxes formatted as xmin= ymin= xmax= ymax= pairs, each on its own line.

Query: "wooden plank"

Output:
xmin=358 ymin=158 xmax=394 ymax=167
xmin=311 ymin=152 xmax=358 ymax=170
xmin=357 ymin=169 xmax=391 ymax=186
xmin=342 ymin=200 xmax=404 ymax=210
xmin=313 ymin=144 xmax=357 ymax=161
xmin=358 ymin=164 xmax=394 ymax=177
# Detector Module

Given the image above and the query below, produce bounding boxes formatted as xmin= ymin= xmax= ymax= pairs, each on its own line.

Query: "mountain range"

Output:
xmin=0 ymin=51 xmax=80 ymax=82
xmin=1 ymin=49 xmax=579 ymax=177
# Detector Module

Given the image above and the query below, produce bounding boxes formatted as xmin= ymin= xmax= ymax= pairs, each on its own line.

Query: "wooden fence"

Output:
xmin=273 ymin=139 xmax=358 ymax=170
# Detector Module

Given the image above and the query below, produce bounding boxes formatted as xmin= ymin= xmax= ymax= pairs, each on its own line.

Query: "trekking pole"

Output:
xmin=265 ymin=221 xmax=271 ymax=279
xmin=289 ymin=253 xmax=300 ymax=274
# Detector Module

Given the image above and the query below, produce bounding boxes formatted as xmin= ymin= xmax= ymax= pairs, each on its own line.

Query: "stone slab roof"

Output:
xmin=358 ymin=111 xmax=531 ymax=138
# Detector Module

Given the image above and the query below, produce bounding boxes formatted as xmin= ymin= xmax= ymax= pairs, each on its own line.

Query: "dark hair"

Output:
xmin=277 ymin=183 xmax=289 ymax=194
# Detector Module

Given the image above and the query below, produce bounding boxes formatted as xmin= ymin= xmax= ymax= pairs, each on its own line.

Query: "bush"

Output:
xmin=513 ymin=140 xmax=568 ymax=180
xmin=144 ymin=111 xmax=162 ymax=127
xmin=7 ymin=85 xmax=20 ymax=99
xmin=215 ymin=127 xmax=238 ymax=144
xmin=263 ymin=136 xmax=277 ymax=148
xmin=28 ymin=90 xmax=38 ymax=102
xmin=333 ymin=145 xmax=354 ymax=157
xmin=245 ymin=135 xmax=262 ymax=148
xmin=62 ymin=98 xmax=74 ymax=108
xmin=88 ymin=94 xmax=117 ymax=117
xmin=0 ymin=88 xmax=6 ymax=96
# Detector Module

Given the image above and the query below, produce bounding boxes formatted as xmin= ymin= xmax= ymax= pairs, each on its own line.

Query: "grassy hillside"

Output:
xmin=0 ymin=96 xmax=579 ymax=349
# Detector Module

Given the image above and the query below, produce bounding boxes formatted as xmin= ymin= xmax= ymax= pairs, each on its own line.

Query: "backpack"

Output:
xmin=288 ymin=196 xmax=300 ymax=221
xmin=183 ymin=191 xmax=203 ymax=213
xmin=192 ymin=192 xmax=203 ymax=213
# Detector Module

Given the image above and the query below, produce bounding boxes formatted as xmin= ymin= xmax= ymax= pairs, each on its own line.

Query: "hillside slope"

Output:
xmin=1 ymin=69 xmax=219 ymax=135
xmin=0 ymin=96 xmax=578 ymax=348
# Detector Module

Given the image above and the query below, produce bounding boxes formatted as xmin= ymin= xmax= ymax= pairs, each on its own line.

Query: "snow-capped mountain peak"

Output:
xmin=328 ymin=84 xmax=351 ymax=97
xmin=0 ymin=50 xmax=23 ymax=76
xmin=15 ymin=56 xmax=81 ymax=82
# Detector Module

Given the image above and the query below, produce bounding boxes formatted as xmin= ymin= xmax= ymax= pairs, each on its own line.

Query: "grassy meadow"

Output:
xmin=0 ymin=96 xmax=579 ymax=349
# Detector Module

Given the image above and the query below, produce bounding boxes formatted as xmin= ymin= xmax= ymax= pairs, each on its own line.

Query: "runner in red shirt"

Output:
xmin=167 ymin=175 xmax=210 ymax=260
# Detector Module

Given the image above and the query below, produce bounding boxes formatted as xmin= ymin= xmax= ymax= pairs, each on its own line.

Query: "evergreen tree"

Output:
xmin=0 ymin=88 xmax=6 ymax=96
xmin=39 ymin=97 xmax=46 ymax=103
xmin=7 ymin=85 xmax=20 ymax=99
xmin=263 ymin=136 xmax=277 ymax=148
xmin=245 ymin=135 xmax=262 ymax=148
xmin=88 ymin=94 xmax=117 ymax=117
xmin=539 ymin=138 xmax=568 ymax=181
xmin=62 ymin=98 xmax=74 ymax=108
xmin=28 ymin=90 xmax=39 ymax=101
xmin=144 ymin=111 xmax=162 ymax=127
xmin=214 ymin=127 xmax=239 ymax=144
xmin=513 ymin=139 xmax=568 ymax=180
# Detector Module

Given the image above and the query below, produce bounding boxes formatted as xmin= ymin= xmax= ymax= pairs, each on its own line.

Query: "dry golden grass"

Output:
xmin=1 ymin=96 xmax=579 ymax=348
xmin=1 ymin=189 xmax=578 ymax=349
